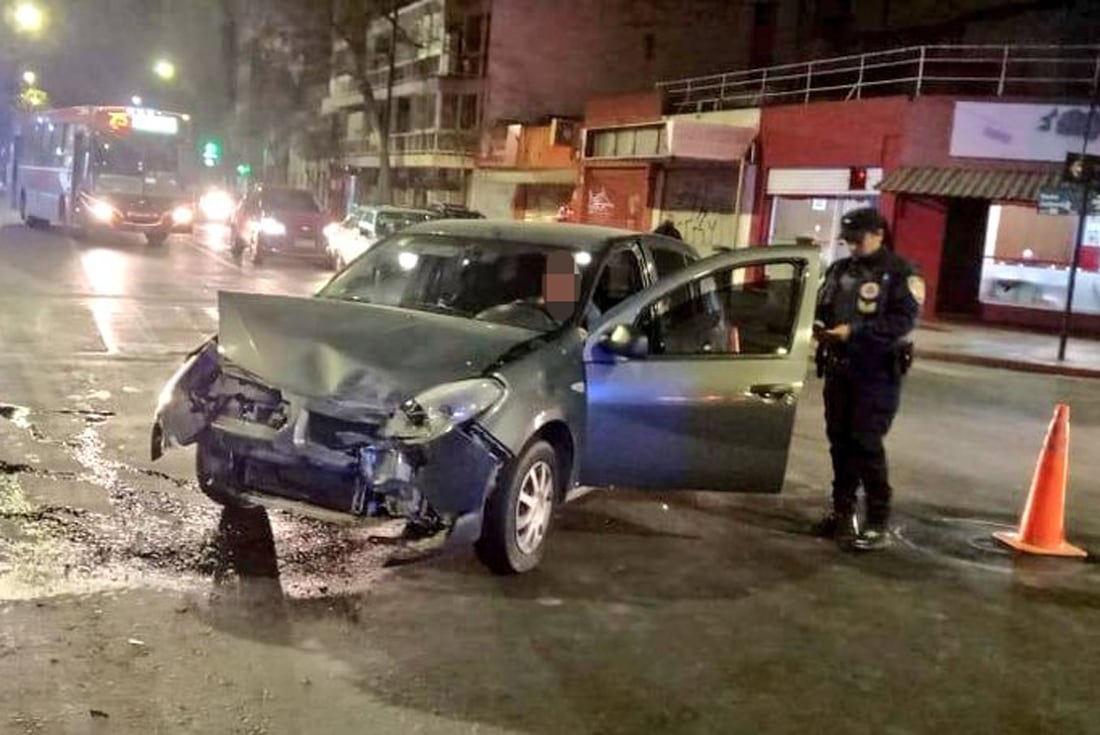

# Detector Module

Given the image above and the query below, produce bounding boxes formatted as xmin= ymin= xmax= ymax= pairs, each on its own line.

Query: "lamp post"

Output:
xmin=153 ymin=58 xmax=177 ymax=82
xmin=11 ymin=1 xmax=45 ymax=34
xmin=21 ymin=69 xmax=36 ymax=86
xmin=1057 ymin=66 xmax=1100 ymax=362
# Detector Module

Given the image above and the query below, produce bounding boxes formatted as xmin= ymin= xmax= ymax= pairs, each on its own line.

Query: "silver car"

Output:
xmin=152 ymin=220 xmax=819 ymax=574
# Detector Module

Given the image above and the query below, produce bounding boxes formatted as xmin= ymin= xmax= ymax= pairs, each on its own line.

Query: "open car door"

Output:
xmin=580 ymin=246 xmax=819 ymax=493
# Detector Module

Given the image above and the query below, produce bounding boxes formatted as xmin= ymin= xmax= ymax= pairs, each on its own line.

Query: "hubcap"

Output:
xmin=515 ymin=460 xmax=554 ymax=555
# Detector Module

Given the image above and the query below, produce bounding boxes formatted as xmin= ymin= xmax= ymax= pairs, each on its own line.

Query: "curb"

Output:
xmin=917 ymin=349 xmax=1100 ymax=380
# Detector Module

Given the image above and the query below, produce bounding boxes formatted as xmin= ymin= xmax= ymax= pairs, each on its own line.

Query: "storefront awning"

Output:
xmin=878 ymin=166 xmax=1060 ymax=202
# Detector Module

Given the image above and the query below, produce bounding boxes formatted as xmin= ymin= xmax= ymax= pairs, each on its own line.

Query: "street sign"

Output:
xmin=1037 ymin=185 xmax=1100 ymax=215
xmin=1037 ymin=184 xmax=1081 ymax=215
xmin=1062 ymin=152 xmax=1100 ymax=187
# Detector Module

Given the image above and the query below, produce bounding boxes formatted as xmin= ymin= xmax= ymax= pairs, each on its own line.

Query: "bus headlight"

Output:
xmin=171 ymin=205 xmax=194 ymax=226
xmin=89 ymin=200 xmax=117 ymax=222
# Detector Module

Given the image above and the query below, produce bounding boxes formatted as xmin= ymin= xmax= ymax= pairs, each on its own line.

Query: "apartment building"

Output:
xmin=320 ymin=0 xmax=797 ymax=210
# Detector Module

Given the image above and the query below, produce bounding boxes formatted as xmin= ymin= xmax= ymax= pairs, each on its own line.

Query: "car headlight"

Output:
xmin=171 ymin=205 xmax=194 ymax=225
xmin=89 ymin=199 xmax=117 ymax=222
xmin=384 ymin=378 xmax=505 ymax=440
xmin=259 ymin=216 xmax=286 ymax=236
xmin=156 ymin=350 xmax=201 ymax=414
xmin=198 ymin=190 xmax=234 ymax=221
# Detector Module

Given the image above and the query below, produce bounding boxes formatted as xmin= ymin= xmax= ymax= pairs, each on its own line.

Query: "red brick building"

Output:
xmin=751 ymin=95 xmax=1099 ymax=333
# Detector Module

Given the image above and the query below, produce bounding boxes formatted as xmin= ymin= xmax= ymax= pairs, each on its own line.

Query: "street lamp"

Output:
xmin=22 ymin=69 xmax=36 ymax=86
xmin=131 ymin=94 xmax=143 ymax=106
xmin=153 ymin=59 xmax=176 ymax=81
xmin=11 ymin=1 xmax=45 ymax=34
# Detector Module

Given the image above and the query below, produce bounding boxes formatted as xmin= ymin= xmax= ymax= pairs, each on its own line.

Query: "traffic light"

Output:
xmin=236 ymin=163 xmax=252 ymax=178
xmin=200 ymin=138 xmax=222 ymax=167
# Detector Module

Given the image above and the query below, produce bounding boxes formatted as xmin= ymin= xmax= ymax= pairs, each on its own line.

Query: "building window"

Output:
xmin=584 ymin=124 xmax=668 ymax=159
xmin=395 ymin=97 xmax=412 ymax=133
xmin=441 ymin=94 xmax=457 ymax=129
xmin=459 ymin=93 xmax=478 ymax=130
xmin=346 ymin=111 xmax=366 ymax=140
xmin=768 ymin=196 xmax=877 ymax=267
xmin=979 ymin=204 xmax=1100 ymax=315
xmin=464 ymin=14 xmax=484 ymax=53
xmin=643 ymin=32 xmax=655 ymax=61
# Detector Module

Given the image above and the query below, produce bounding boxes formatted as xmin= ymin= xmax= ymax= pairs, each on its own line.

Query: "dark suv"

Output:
xmin=231 ymin=186 xmax=328 ymax=265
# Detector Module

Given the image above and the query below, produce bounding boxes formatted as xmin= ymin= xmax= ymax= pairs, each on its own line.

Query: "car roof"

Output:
xmin=399 ymin=219 xmax=699 ymax=256
xmin=259 ymin=186 xmax=313 ymax=195
xmin=360 ymin=205 xmax=434 ymax=215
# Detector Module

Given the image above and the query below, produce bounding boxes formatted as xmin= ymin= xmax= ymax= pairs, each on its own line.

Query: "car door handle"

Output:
xmin=749 ymin=384 xmax=795 ymax=402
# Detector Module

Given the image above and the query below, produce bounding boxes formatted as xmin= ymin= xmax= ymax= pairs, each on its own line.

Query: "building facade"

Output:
xmin=651 ymin=40 xmax=1100 ymax=335
xmin=319 ymin=0 xmax=802 ymax=212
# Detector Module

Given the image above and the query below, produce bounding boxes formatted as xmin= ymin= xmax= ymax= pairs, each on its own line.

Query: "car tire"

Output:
xmin=196 ymin=435 xmax=255 ymax=509
xmin=230 ymin=235 xmax=245 ymax=258
xmin=476 ymin=439 xmax=559 ymax=575
xmin=146 ymin=232 xmax=168 ymax=247
xmin=21 ymin=191 xmax=40 ymax=228
xmin=249 ymin=238 xmax=264 ymax=266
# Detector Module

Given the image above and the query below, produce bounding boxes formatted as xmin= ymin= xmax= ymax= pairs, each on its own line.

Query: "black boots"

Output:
xmin=812 ymin=510 xmax=859 ymax=540
xmin=814 ymin=510 xmax=891 ymax=551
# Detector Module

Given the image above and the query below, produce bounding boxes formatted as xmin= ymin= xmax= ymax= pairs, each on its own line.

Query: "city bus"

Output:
xmin=11 ymin=105 xmax=197 ymax=246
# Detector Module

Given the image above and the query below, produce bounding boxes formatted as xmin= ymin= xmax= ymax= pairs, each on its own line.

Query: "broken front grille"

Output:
xmin=307 ymin=412 xmax=381 ymax=449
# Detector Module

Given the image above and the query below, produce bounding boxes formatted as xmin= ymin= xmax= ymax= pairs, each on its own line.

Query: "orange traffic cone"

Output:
xmin=993 ymin=404 xmax=1087 ymax=558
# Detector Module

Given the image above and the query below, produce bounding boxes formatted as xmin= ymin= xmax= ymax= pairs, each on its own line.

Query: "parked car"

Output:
xmin=427 ymin=202 xmax=485 ymax=220
xmin=152 ymin=220 xmax=818 ymax=574
xmin=324 ymin=205 xmax=434 ymax=270
xmin=230 ymin=186 xmax=328 ymax=265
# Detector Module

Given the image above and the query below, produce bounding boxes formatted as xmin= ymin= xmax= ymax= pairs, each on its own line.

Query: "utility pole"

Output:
xmin=1057 ymin=63 xmax=1100 ymax=361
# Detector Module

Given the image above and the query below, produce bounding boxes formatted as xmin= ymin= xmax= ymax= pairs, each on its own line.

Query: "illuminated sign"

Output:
xmin=130 ymin=110 xmax=180 ymax=135
xmin=107 ymin=111 xmax=131 ymax=132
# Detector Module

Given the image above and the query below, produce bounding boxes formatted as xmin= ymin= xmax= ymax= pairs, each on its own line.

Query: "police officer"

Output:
xmin=812 ymin=207 xmax=923 ymax=550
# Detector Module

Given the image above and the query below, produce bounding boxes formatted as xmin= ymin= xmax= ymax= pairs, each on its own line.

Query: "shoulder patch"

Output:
xmin=908 ymin=275 xmax=926 ymax=305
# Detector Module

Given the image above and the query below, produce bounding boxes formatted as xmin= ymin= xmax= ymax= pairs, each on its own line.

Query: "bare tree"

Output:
xmin=244 ymin=0 xmax=423 ymax=202
xmin=332 ymin=0 xmax=427 ymax=204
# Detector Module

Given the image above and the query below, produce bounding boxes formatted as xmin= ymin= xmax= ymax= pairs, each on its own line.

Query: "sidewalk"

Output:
xmin=915 ymin=322 xmax=1100 ymax=379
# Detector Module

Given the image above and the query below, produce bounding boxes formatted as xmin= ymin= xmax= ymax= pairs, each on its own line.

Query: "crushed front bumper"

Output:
xmin=152 ymin=344 xmax=509 ymax=545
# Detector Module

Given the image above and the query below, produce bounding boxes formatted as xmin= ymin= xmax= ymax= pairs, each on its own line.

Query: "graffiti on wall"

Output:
xmin=661 ymin=169 xmax=738 ymax=248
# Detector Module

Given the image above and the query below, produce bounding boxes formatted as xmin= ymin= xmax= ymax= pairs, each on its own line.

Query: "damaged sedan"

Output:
xmin=152 ymin=220 xmax=819 ymax=573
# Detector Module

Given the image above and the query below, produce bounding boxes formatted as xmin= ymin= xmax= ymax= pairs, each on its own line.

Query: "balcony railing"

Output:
xmin=341 ymin=130 xmax=479 ymax=157
xmin=657 ymin=45 xmax=1100 ymax=114
xmin=364 ymin=53 xmax=444 ymax=89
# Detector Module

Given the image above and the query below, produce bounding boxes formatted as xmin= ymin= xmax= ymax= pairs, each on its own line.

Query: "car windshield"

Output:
xmin=319 ymin=233 xmax=597 ymax=331
xmin=93 ymin=132 xmax=186 ymax=195
xmin=263 ymin=189 xmax=320 ymax=212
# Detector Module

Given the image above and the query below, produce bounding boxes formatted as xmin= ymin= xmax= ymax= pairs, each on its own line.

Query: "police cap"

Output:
xmin=840 ymin=207 xmax=887 ymax=242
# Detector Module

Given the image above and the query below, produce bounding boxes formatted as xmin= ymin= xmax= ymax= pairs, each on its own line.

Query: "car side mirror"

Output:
xmin=601 ymin=324 xmax=649 ymax=359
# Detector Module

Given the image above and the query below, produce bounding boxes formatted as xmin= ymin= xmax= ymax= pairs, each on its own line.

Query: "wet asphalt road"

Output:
xmin=1 ymin=213 xmax=1099 ymax=734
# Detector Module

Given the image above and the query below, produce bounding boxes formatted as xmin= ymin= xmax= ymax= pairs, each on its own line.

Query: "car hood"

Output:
xmin=217 ymin=291 xmax=538 ymax=412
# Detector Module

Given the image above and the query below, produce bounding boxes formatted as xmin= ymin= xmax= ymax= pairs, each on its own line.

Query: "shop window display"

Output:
xmin=979 ymin=204 xmax=1100 ymax=315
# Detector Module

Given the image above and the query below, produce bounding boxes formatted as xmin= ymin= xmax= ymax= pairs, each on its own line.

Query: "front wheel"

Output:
xmin=146 ymin=232 xmax=168 ymax=247
xmin=475 ymin=440 xmax=559 ymax=574
xmin=249 ymin=238 xmax=265 ymax=266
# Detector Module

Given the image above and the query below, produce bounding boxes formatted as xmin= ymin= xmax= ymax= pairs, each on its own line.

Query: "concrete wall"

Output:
xmin=484 ymin=0 xmax=762 ymax=125
xmin=468 ymin=173 xmax=517 ymax=220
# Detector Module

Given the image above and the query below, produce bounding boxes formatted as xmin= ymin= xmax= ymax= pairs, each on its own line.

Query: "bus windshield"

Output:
xmin=93 ymin=132 xmax=186 ymax=196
